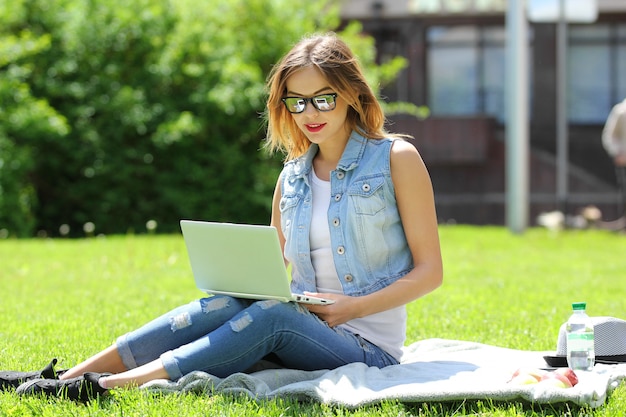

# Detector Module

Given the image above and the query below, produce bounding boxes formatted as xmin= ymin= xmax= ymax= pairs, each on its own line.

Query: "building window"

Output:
xmin=426 ymin=25 xmax=522 ymax=122
xmin=619 ymin=25 xmax=626 ymax=101
xmin=427 ymin=26 xmax=479 ymax=116
xmin=568 ymin=23 xmax=626 ymax=124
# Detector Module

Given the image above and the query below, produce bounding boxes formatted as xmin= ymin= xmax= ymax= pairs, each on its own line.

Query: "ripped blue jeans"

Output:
xmin=115 ymin=296 xmax=398 ymax=380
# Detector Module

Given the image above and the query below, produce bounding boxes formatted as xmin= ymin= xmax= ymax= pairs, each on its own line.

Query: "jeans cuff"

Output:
xmin=160 ymin=351 xmax=184 ymax=381
xmin=115 ymin=334 xmax=138 ymax=370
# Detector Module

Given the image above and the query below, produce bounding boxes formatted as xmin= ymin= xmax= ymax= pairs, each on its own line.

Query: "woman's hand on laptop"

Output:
xmin=303 ymin=292 xmax=365 ymax=328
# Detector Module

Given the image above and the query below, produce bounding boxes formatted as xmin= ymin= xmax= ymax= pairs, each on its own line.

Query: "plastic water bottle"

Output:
xmin=566 ymin=302 xmax=595 ymax=371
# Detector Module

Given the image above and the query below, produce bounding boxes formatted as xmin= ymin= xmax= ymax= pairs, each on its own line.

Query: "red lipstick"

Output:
xmin=305 ymin=123 xmax=325 ymax=133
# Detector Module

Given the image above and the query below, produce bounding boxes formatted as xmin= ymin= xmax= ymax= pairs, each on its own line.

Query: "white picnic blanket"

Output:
xmin=140 ymin=338 xmax=626 ymax=408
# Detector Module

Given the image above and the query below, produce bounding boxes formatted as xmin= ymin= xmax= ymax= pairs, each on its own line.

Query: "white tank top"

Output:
xmin=309 ymin=168 xmax=406 ymax=360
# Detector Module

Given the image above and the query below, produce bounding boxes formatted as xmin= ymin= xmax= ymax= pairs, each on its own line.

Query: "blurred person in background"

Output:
xmin=602 ymin=98 xmax=626 ymax=221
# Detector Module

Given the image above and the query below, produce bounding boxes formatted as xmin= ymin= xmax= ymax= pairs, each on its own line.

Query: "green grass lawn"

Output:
xmin=1 ymin=226 xmax=625 ymax=416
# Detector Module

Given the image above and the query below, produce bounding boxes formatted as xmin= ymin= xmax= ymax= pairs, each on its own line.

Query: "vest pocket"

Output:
xmin=347 ymin=176 xmax=385 ymax=215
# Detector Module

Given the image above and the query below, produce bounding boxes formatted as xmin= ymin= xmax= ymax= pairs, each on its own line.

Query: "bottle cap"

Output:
xmin=572 ymin=302 xmax=587 ymax=310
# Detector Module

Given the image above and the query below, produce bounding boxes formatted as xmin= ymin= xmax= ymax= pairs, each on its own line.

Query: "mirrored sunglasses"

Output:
xmin=281 ymin=93 xmax=338 ymax=114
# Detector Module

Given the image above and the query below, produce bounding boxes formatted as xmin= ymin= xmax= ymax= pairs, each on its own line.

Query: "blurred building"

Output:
xmin=341 ymin=0 xmax=626 ymax=225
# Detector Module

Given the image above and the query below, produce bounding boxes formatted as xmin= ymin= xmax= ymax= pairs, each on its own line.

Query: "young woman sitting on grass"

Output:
xmin=0 ymin=33 xmax=443 ymax=401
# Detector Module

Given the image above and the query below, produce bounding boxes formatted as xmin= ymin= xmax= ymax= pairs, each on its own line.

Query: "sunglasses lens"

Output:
xmin=283 ymin=98 xmax=306 ymax=113
xmin=312 ymin=94 xmax=336 ymax=111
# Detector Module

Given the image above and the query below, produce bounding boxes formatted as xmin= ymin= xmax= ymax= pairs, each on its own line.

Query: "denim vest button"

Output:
xmin=334 ymin=193 xmax=342 ymax=202
xmin=362 ymin=183 xmax=371 ymax=192
xmin=344 ymin=274 xmax=353 ymax=282
xmin=336 ymin=171 xmax=345 ymax=180
xmin=337 ymin=246 xmax=345 ymax=255
xmin=332 ymin=218 xmax=340 ymax=227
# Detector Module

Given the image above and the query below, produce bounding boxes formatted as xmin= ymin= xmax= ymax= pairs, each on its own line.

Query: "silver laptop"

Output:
xmin=180 ymin=220 xmax=334 ymax=305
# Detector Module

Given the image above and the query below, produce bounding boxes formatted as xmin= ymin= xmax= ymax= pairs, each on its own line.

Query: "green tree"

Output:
xmin=0 ymin=17 xmax=69 ymax=236
xmin=0 ymin=0 xmax=408 ymax=237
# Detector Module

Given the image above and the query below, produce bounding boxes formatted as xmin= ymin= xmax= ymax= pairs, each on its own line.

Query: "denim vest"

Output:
xmin=279 ymin=131 xmax=414 ymax=297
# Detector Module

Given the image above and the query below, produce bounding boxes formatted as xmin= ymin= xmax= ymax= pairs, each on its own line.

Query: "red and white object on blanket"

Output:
xmin=508 ymin=367 xmax=579 ymax=388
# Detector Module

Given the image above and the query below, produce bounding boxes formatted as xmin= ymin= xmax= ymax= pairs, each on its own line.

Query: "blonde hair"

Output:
xmin=265 ymin=33 xmax=390 ymax=160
